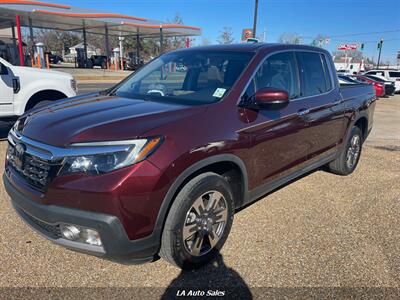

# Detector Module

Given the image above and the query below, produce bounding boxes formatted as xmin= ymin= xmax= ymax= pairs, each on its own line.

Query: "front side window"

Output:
xmin=115 ymin=50 xmax=254 ymax=105
xmin=243 ymin=51 xmax=299 ymax=101
xmin=296 ymin=52 xmax=328 ymax=96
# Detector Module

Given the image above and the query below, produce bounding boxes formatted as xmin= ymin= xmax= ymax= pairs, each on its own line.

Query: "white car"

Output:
xmin=363 ymin=69 xmax=400 ymax=93
xmin=0 ymin=57 xmax=77 ymax=119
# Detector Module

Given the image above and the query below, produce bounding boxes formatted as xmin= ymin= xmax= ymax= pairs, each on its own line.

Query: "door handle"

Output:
xmin=297 ymin=108 xmax=310 ymax=116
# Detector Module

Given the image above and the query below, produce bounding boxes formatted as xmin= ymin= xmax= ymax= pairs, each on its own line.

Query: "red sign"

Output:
xmin=241 ymin=29 xmax=253 ymax=41
xmin=338 ymin=44 xmax=358 ymax=50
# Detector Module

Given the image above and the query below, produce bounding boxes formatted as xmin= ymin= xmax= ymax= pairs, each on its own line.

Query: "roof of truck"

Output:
xmin=176 ymin=43 xmax=330 ymax=53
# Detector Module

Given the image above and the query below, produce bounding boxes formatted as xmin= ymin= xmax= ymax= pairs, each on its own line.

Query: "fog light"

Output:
xmin=60 ymin=225 xmax=81 ymax=241
xmin=59 ymin=224 xmax=102 ymax=247
xmin=84 ymin=229 xmax=102 ymax=246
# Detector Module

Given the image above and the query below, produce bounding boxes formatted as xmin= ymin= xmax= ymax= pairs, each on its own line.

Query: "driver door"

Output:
xmin=241 ymin=51 xmax=313 ymax=189
xmin=0 ymin=62 xmax=14 ymax=116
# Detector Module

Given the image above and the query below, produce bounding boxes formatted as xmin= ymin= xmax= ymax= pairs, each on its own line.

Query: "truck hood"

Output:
xmin=12 ymin=65 xmax=72 ymax=80
xmin=16 ymin=93 xmax=206 ymax=147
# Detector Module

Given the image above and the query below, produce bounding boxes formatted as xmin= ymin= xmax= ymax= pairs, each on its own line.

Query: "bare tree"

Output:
xmin=311 ymin=34 xmax=329 ymax=48
xmin=278 ymin=33 xmax=302 ymax=44
xmin=165 ymin=12 xmax=185 ymax=51
xmin=217 ymin=27 xmax=234 ymax=44
xmin=201 ymin=37 xmax=211 ymax=46
xmin=35 ymin=29 xmax=81 ymax=54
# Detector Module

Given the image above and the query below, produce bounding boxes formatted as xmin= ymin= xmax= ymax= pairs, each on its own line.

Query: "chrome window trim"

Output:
xmin=238 ymin=48 xmax=337 ymax=104
xmin=8 ymin=128 xmax=133 ymax=162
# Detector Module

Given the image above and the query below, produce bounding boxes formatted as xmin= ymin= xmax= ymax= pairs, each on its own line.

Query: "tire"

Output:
xmin=159 ymin=172 xmax=235 ymax=270
xmin=327 ymin=126 xmax=363 ymax=175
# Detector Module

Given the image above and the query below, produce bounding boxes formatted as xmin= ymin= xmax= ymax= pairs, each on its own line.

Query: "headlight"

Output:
xmin=59 ymin=137 xmax=162 ymax=176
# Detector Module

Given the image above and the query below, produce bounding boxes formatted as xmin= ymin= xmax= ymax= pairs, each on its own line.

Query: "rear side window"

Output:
xmin=296 ymin=52 xmax=328 ymax=96
xmin=389 ymin=71 xmax=400 ymax=78
xmin=321 ymin=54 xmax=333 ymax=90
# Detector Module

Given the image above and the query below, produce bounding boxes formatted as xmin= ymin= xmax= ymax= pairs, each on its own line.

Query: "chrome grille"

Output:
xmin=7 ymin=143 xmax=61 ymax=191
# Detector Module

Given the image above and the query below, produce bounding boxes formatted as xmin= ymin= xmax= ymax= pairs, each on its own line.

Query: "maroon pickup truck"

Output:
xmin=4 ymin=44 xmax=376 ymax=270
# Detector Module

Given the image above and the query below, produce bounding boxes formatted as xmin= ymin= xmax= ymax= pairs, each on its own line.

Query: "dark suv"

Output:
xmin=4 ymin=44 xmax=376 ymax=269
xmin=90 ymin=55 xmax=108 ymax=69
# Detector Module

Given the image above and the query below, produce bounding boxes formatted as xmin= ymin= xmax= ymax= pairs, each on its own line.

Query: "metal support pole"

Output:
xmin=136 ymin=32 xmax=140 ymax=64
xmin=119 ymin=36 xmax=124 ymax=70
xmin=105 ymin=24 xmax=110 ymax=68
xmin=10 ymin=22 xmax=17 ymax=65
xmin=15 ymin=15 xmax=24 ymax=66
xmin=252 ymin=0 xmax=259 ymax=38
xmin=82 ymin=20 xmax=88 ymax=68
xmin=160 ymin=26 xmax=163 ymax=54
xmin=377 ymin=38 xmax=383 ymax=69
xmin=28 ymin=17 xmax=34 ymax=55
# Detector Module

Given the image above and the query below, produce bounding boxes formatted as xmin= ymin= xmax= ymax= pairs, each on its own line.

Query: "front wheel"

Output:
xmin=159 ymin=172 xmax=234 ymax=270
xmin=327 ymin=126 xmax=363 ymax=175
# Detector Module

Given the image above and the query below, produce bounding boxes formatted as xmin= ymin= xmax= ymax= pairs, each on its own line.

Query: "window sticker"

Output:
xmin=212 ymin=88 xmax=227 ymax=98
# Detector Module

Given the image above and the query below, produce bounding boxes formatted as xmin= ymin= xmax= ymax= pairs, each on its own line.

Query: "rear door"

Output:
xmin=0 ymin=62 xmax=14 ymax=116
xmin=295 ymin=51 xmax=346 ymax=160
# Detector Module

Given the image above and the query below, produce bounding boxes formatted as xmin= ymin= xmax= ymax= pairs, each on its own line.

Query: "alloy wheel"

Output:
xmin=346 ymin=134 xmax=361 ymax=169
xmin=182 ymin=190 xmax=228 ymax=257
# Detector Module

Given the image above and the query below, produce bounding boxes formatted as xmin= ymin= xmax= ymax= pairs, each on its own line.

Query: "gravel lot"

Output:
xmin=0 ymin=96 xmax=399 ymax=299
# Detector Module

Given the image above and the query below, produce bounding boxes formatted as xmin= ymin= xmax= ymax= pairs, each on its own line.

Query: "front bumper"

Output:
xmin=3 ymin=173 xmax=160 ymax=264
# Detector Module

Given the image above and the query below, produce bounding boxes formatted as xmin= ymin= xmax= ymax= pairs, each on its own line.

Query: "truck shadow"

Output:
xmin=161 ymin=254 xmax=252 ymax=299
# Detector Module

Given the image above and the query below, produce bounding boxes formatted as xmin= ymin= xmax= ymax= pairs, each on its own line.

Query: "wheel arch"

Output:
xmin=354 ymin=116 xmax=368 ymax=141
xmin=24 ymin=89 xmax=68 ymax=112
xmin=153 ymin=154 xmax=248 ymax=241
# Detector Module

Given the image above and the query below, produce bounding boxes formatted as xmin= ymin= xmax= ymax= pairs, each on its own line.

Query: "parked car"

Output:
xmin=338 ymin=77 xmax=356 ymax=85
xmin=125 ymin=59 xmax=143 ymax=71
xmin=338 ymin=75 xmax=364 ymax=84
xmin=90 ymin=55 xmax=108 ymax=69
xmin=363 ymin=69 xmax=400 ymax=93
xmin=0 ymin=57 xmax=76 ymax=120
xmin=4 ymin=44 xmax=376 ymax=270
xmin=364 ymin=75 xmax=395 ymax=96
xmin=125 ymin=54 xmax=144 ymax=71
xmin=336 ymin=69 xmax=351 ymax=75
xmin=355 ymin=75 xmax=386 ymax=97
xmin=45 ymin=52 xmax=63 ymax=64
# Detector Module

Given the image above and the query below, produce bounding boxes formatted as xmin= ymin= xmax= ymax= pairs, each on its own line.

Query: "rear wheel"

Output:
xmin=159 ymin=172 xmax=234 ymax=270
xmin=327 ymin=126 xmax=363 ymax=175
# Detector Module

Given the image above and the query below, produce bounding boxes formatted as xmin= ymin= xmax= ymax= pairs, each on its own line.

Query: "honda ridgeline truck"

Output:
xmin=4 ymin=44 xmax=376 ymax=269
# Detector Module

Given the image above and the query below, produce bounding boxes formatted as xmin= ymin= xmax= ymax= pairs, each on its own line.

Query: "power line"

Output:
xmin=330 ymin=29 xmax=400 ymax=38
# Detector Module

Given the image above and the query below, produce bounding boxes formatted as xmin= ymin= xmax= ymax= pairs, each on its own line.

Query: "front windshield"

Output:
xmin=115 ymin=50 xmax=254 ymax=105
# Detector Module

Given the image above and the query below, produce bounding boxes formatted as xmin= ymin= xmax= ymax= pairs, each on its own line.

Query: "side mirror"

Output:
xmin=254 ymin=88 xmax=289 ymax=109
